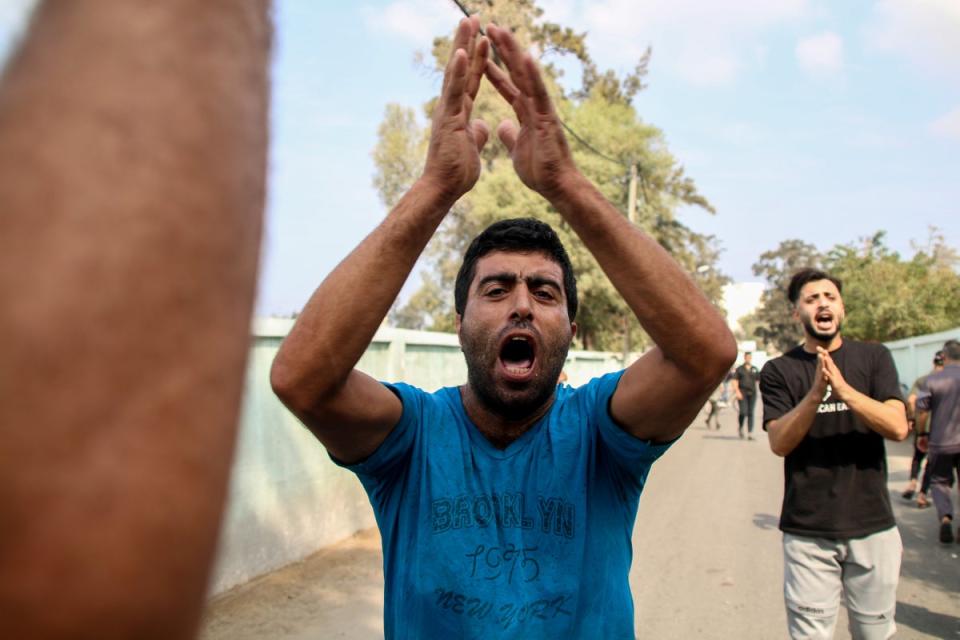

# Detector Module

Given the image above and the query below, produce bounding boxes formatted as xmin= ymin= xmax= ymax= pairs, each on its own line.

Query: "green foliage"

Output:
xmin=374 ymin=0 xmax=724 ymax=350
xmin=735 ymin=309 xmax=773 ymax=352
xmin=749 ymin=239 xmax=822 ymax=353
xmin=825 ymin=231 xmax=960 ymax=341
xmin=372 ymin=104 xmax=424 ymax=209
xmin=748 ymin=229 xmax=960 ymax=351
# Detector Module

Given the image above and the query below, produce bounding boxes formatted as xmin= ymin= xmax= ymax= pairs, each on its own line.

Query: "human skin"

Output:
xmin=456 ymin=250 xmax=576 ymax=448
xmin=271 ymin=17 xmax=491 ymax=463
xmin=766 ymin=279 xmax=908 ymax=457
xmin=272 ymin=17 xmax=736 ymax=463
xmin=0 ymin=2 xmax=270 ymax=638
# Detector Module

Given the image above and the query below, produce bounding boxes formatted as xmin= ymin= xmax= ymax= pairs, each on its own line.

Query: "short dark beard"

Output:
xmin=802 ymin=316 xmax=841 ymax=343
xmin=461 ymin=323 xmax=570 ymax=422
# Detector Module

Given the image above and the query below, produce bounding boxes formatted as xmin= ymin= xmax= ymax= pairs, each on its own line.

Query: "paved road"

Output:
xmin=200 ymin=403 xmax=960 ymax=639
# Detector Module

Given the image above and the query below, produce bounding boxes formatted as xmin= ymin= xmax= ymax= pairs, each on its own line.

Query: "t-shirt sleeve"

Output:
xmin=330 ymin=382 xmax=422 ymax=485
xmin=589 ymin=370 xmax=675 ymax=487
xmin=871 ymin=346 xmax=904 ymax=403
xmin=915 ymin=378 xmax=932 ymax=412
xmin=759 ymin=361 xmax=793 ymax=427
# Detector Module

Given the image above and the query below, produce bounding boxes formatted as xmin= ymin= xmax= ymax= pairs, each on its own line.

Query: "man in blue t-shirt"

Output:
xmin=271 ymin=17 xmax=736 ymax=639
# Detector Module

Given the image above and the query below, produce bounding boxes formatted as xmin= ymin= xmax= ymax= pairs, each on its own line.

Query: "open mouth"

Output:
xmin=814 ymin=310 xmax=833 ymax=330
xmin=499 ymin=334 xmax=536 ymax=379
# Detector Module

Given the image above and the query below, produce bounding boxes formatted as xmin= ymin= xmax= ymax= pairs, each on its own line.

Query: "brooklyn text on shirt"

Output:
xmin=431 ymin=492 xmax=576 ymax=539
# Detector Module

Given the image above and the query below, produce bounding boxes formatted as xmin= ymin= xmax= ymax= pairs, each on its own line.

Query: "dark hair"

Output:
xmin=454 ymin=218 xmax=578 ymax=321
xmin=934 ymin=350 xmax=945 ymax=366
xmin=787 ymin=268 xmax=843 ymax=305
xmin=943 ymin=340 xmax=960 ymax=362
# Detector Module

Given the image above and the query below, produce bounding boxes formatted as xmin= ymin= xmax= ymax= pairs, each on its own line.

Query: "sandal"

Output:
xmin=901 ymin=489 xmax=916 ymax=500
xmin=917 ymin=494 xmax=930 ymax=508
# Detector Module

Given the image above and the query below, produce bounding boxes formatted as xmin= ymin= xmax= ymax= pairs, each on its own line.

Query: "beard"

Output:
xmin=460 ymin=320 xmax=570 ymax=421
xmin=801 ymin=315 xmax=842 ymax=343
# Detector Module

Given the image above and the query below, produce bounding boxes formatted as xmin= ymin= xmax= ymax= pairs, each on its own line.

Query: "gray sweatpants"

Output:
xmin=783 ymin=527 xmax=902 ymax=639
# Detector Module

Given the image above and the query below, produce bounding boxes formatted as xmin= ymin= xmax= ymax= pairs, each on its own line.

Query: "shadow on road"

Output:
xmin=702 ymin=434 xmax=749 ymax=441
xmin=896 ymin=600 xmax=960 ymax=638
xmin=752 ymin=513 xmax=779 ymax=530
xmin=894 ymin=490 xmax=960 ymax=596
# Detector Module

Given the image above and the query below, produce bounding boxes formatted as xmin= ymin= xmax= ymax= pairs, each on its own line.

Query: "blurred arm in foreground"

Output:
xmin=0 ymin=2 xmax=271 ymax=638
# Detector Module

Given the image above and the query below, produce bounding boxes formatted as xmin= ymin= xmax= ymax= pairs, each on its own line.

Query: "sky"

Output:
xmin=2 ymin=1 xmax=959 ymax=318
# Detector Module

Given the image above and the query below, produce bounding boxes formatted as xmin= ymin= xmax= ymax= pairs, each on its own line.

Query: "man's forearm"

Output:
xmin=273 ymin=17 xmax=487 ymax=413
xmin=272 ymin=179 xmax=455 ymax=402
xmin=768 ymin=393 xmax=820 ymax=456
xmin=0 ymin=1 xmax=270 ymax=638
xmin=843 ymin=391 xmax=908 ymax=440
xmin=547 ymin=172 xmax=735 ymax=375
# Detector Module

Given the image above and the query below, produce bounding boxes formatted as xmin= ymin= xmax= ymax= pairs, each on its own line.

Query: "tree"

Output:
xmin=749 ymin=239 xmax=823 ymax=353
xmin=735 ymin=309 xmax=774 ymax=352
xmin=749 ymin=231 xmax=960 ymax=350
xmin=825 ymin=231 xmax=960 ymax=341
xmin=374 ymin=0 xmax=724 ymax=350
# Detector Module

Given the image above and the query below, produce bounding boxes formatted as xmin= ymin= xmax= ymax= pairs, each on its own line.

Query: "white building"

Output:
xmin=722 ymin=282 xmax=765 ymax=334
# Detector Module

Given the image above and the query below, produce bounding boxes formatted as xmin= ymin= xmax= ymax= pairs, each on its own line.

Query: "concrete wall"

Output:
xmin=885 ymin=326 xmax=960 ymax=390
xmin=208 ymin=319 xmax=627 ymax=594
xmin=208 ymin=321 xmax=954 ymax=595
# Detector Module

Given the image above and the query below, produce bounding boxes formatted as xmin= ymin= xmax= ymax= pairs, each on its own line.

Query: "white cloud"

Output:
xmin=865 ymin=0 xmax=960 ymax=78
xmin=795 ymin=31 xmax=843 ymax=76
xmin=929 ymin=106 xmax=960 ymax=141
xmin=542 ymin=0 xmax=811 ymax=87
xmin=361 ymin=0 xmax=462 ymax=45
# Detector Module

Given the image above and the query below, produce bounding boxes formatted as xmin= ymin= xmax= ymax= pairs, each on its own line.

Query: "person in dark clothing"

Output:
xmin=902 ymin=350 xmax=944 ymax=507
xmin=760 ymin=269 xmax=908 ymax=639
xmin=732 ymin=352 xmax=760 ymax=439
xmin=915 ymin=339 xmax=960 ymax=544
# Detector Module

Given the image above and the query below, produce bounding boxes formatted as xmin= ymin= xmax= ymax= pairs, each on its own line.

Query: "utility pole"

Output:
xmin=623 ymin=161 xmax=639 ymax=365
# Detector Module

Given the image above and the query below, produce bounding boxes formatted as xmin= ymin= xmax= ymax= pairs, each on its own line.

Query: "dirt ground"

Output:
xmin=200 ymin=405 xmax=960 ymax=639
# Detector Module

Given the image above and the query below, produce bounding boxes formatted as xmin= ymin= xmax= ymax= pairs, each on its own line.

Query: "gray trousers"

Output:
xmin=783 ymin=527 xmax=901 ymax=639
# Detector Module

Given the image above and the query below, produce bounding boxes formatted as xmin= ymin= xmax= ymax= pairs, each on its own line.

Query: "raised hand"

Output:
xmin=421 ymin=16 xmax=490 ymax=201
xmin=816 ymin=347 xmax=852 ymax=401
xmin=810 ymin=349 xmax=831 ymax=402
xmin=484 ymin=23 xmax=579 ymax=199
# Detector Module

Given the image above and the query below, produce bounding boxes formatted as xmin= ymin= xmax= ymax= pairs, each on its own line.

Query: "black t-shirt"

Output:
xmin=734 ymin=363 xmax=759 ymax=395
xmin=759 ymin=340 xmax=903 ymax=538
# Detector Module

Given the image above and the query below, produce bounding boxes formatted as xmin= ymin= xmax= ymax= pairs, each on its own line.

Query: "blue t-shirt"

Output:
xmin=338 ymin=371 xmax=672 ymax=639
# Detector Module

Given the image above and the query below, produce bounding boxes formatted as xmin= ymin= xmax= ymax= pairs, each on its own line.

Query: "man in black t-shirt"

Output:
xmin=732 ymin=351 xmax=760 ymax=439
xmin=760 ymin=269 xmax=908 ymax=640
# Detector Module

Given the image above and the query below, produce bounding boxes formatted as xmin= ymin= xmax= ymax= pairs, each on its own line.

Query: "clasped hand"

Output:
xmin=421 ymin=17 xmax=578 ymax=202
xmin=811 ymin=347 xmax=852 ymax=402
